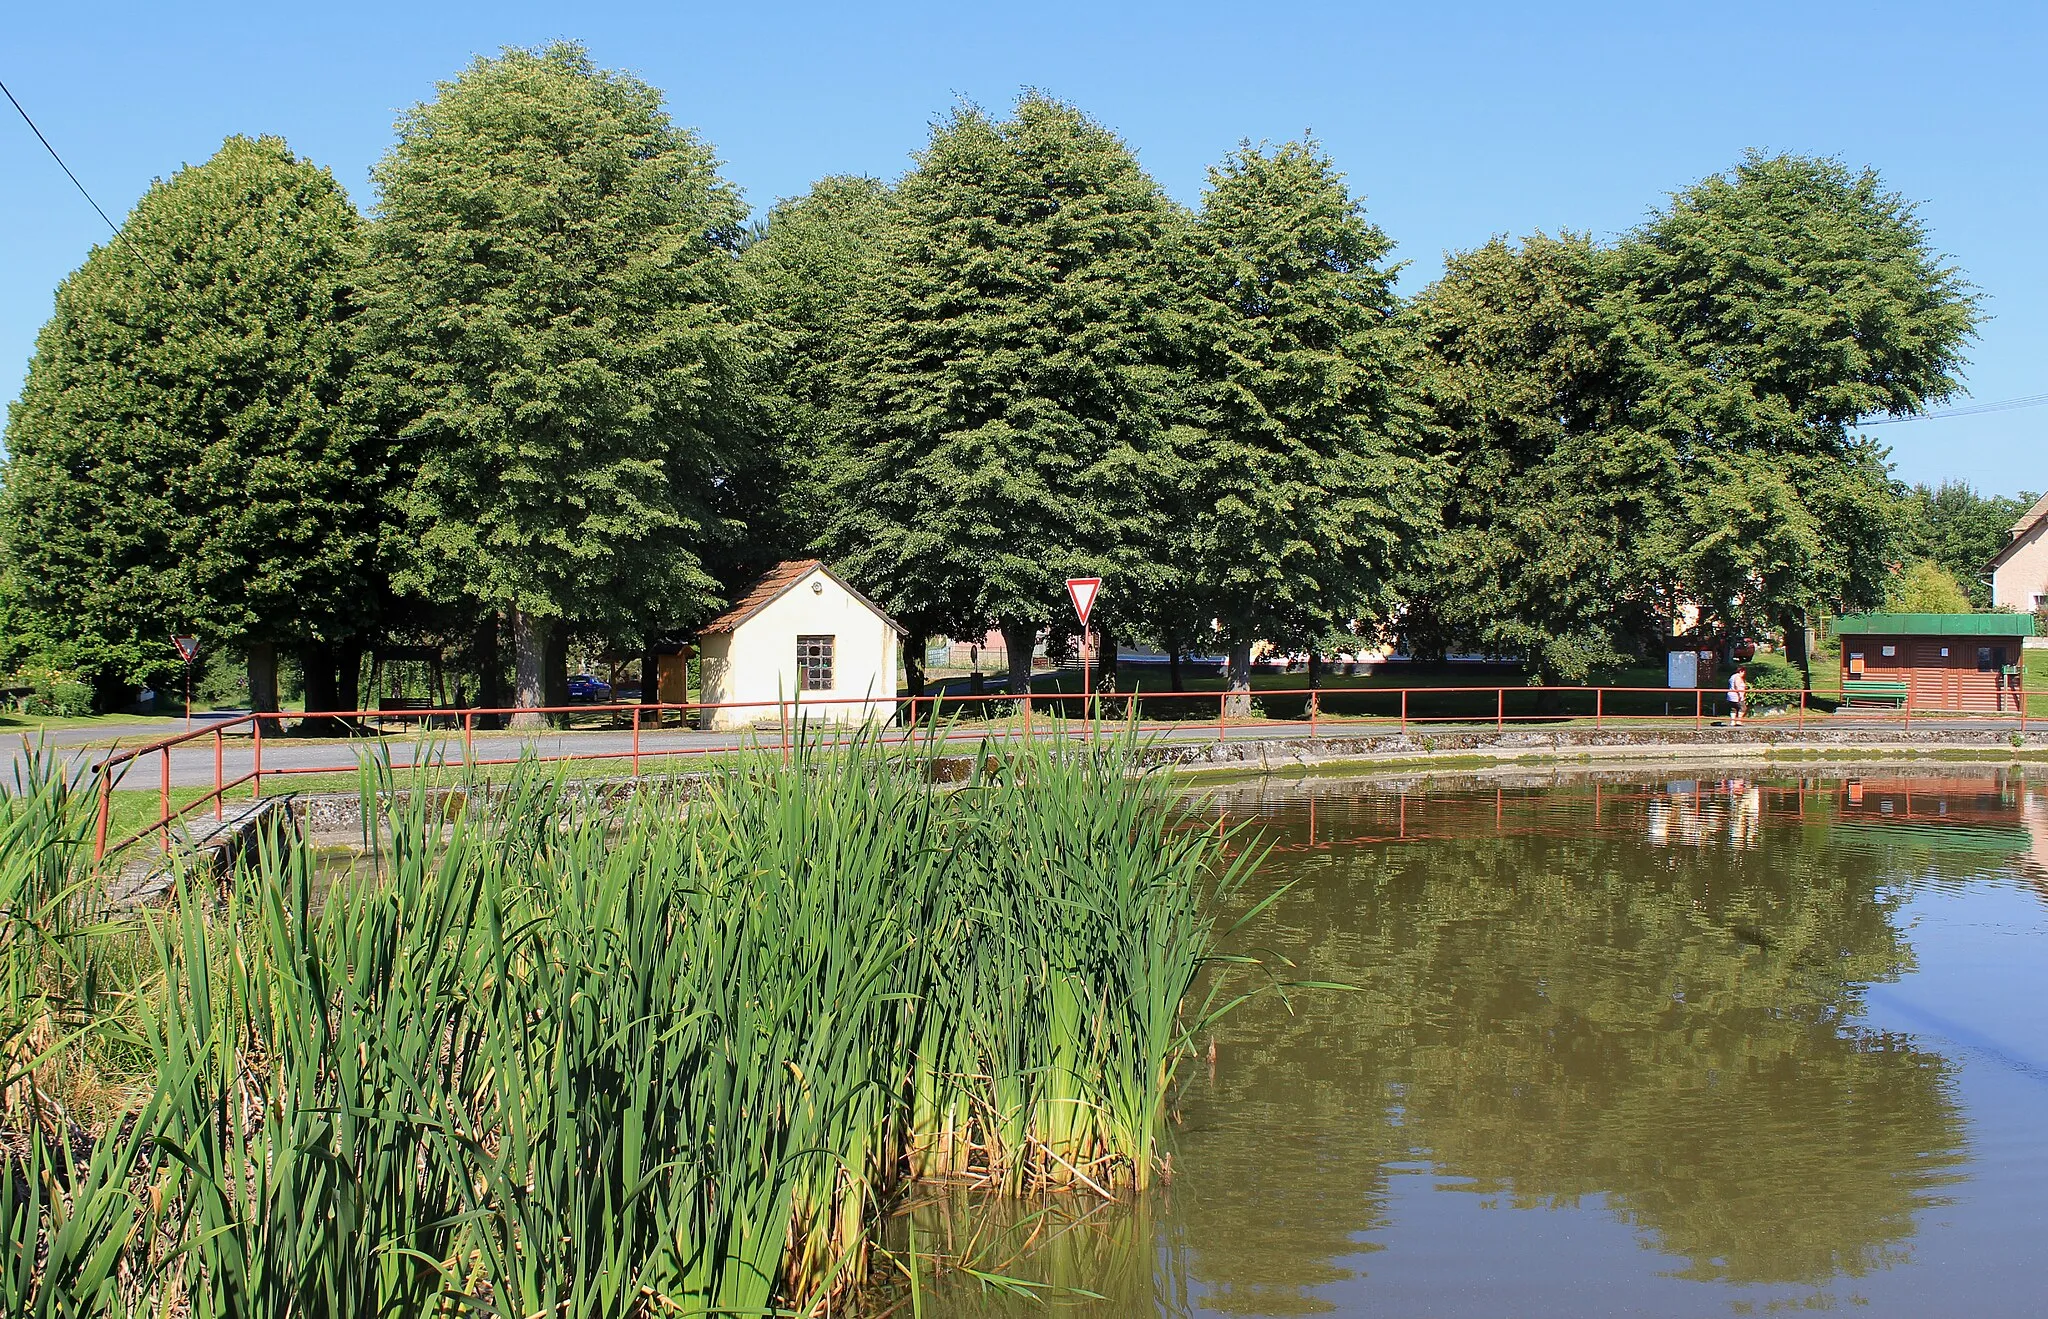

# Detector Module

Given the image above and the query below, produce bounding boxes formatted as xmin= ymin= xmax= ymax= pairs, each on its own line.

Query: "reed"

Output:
xmin=0 ymin=722 xmax=1262 ymax=1316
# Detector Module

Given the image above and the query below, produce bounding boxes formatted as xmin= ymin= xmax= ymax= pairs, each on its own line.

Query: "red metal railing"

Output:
xmin=85 ymin=677 xmax=2031 ymax=865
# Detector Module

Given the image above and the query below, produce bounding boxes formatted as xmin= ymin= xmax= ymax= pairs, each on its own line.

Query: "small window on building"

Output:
xmin=1939 ymin=647 xmax=1950 ymax=658
xmin=797 ymin=635 xmax=835 ymax=691
xmin=1977 ymin=645 xmax=2006 ymax=673
xmin=2036 ymin=593 xmax=2048 ymax=611
xmin=1881 ymin=645 xmax=1896 ymax=658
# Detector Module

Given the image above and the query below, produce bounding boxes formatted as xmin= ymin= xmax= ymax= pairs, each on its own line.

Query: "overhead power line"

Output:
xmin=1 ymin=77 xmax=125 ymax=238
xmin=1863 ymin=392 xmax=2048 ymax=425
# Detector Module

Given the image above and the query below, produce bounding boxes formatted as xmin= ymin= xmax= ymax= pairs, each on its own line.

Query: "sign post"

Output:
xmin=1065 ymin=578 xmax=1101 ymax=739
xmin=172 ymin=634 xmax=200 ymax=727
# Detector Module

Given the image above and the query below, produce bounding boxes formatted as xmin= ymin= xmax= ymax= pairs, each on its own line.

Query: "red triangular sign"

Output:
xmin=172 ymin=634 xmax=200 ymax=662
xmin=1066 ymin=577 xmax=1101 ymax=629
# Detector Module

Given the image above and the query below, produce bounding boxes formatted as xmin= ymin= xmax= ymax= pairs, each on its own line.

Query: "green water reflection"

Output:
xmin=892 ymin=768 xmax=2048 ymax=1316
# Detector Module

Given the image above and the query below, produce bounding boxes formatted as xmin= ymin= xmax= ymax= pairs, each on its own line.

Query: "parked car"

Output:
xmin=1731 ymin=637 xmax=1758 ymax=662
xmin=566 ymin=673 xmax=612 ymax=703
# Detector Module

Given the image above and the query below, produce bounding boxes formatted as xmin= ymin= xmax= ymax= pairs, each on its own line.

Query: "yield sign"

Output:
xmin=171 ymin=634 xmax=200 ymax=662
xmin=1065 ymin=577 xmax=1102 ymax=629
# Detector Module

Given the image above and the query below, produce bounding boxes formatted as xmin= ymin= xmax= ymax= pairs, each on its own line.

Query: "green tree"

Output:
xmin=740 ymin=175 xmax=889 ymax=554
xmin=1169 ymin=140 xmax=1436 ymax=705
xmin=1611 ymin=152 xmax=1978 ymax=652
xmin=1405 ymin=155 xmax=1977 ymax=682
xmin=1 ymin=135 xmax=375 ymax=713
xmin=1897 ymin=481 xmax=2037 ymax=607
xmin=357 ymin=43 xmax=752 ymax=724
xmin=1883 ymin=558 xmax=1973 ymax=613
xmin=1404 ymin=233 xmax=1652 ymax=681
xmin=818 ymin=95 xmax=1184 ymax=694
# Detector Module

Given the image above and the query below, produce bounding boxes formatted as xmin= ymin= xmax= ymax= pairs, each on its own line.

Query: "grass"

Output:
xmin=3 ymin=724 xmax=1277 ymax=1316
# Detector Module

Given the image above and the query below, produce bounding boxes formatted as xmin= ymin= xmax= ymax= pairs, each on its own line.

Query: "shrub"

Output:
xmin=6 ymin=663 xmax=94 ymax=717
xmin=1743 ymin=654 xmax=1805 ymax=713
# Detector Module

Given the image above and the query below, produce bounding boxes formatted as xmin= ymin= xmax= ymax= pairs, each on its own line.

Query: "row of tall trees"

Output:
xmin=0 ymin=42 xmax=1987 ymax=716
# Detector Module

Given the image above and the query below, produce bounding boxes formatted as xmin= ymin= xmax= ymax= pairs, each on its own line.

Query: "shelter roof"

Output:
xmin=1835 ymin=612 xmax=2036 ymax=637
xmin=697 ymin=559 xmax=908 ymax=637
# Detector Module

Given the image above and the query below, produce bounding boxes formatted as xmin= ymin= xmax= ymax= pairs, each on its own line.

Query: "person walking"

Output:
xmin=1727 ymin=665 xmax=1748 ymax=727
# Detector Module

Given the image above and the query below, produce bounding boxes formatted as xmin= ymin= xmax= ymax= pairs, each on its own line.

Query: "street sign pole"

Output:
xmin=172 ymin=635 xmax=200 ymax=727
xmin=1065 ymin=578 xmax=1101 ymax=742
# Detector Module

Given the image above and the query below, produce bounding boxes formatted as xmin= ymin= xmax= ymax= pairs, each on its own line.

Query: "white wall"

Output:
xmin=1992 ymin=525 xmax=2048 ymax=612
xmin=696 ymin=567 xmax=901 ymax=731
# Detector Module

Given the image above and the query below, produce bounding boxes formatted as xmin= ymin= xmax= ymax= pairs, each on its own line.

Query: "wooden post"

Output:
xmin=1596 ymin=688 xmax=1603 ymax=729
xmin=93 ymin=772 xmax=110 ymax=864
xmin=464 ymin=709 xmax=474 ymax=771
xmin=160 ymin=747 xmax=171 ymax=854
xmin=1218 ymin=690 xmax=1227 ymax=744
xmin=214 ymin=729 xmax=224 ymax=820
xmin=1497 ymin=688 xmax=1505 ymax=731
xmin=1695 ymin=689 xmax=1702 ymax=730
xmin=1400 ymin=688 xmax=1408 ymax=735
xmin=632 ymin=704 xmax=641 ymax=778
xmin=252 ymin=715 xmax=263 ymax=800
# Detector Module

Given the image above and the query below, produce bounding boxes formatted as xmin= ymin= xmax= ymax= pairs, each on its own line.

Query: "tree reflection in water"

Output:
xmin=883 ymin=770 xmax=2045 ymax=1317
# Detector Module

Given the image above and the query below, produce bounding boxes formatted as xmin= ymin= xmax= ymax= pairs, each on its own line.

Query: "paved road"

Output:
xmin=33 ymin=709 xmax=2041 ymax=791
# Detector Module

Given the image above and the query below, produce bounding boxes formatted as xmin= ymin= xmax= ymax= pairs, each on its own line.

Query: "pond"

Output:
xmin=890 ymin=765 xmax=2048 ymax=1317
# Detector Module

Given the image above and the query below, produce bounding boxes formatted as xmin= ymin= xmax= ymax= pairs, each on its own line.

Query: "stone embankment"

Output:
xmin=108 ymin=723 xmax=2046 ymax=903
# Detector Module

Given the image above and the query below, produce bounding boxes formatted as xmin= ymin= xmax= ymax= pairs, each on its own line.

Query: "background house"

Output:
xmin=1988 ymin=491 xmax=2048 ymax=612
xmin=694 ymin=560 xmax=905 ymax=732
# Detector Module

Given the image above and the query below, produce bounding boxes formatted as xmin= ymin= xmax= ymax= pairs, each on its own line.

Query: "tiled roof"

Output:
xmin=2012 ymin=490 xmax=2048 ymax=537
xmin=697 ymin=560 xmax=907 ymax=636
xmin=1989 ymin=490 xmax=2048 ymax=572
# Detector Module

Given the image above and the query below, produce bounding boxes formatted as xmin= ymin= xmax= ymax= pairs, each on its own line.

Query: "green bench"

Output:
xmin=1841 ymin=679 xmax=1909 ymax=708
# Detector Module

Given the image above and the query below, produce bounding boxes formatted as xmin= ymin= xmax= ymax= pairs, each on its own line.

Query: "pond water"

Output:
xmin=893 ymin=765 xmax=2048 ymax=1317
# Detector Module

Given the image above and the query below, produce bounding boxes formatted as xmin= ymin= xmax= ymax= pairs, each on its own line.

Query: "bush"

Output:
xmin=1743 ymin=654 xmax=1805 ymax=713
xmin=6 ymin=663 xmax=94 ymax=717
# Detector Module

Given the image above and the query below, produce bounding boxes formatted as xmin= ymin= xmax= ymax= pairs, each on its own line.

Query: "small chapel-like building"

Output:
xmin=692 ymin=560 xmax=906 ymax=732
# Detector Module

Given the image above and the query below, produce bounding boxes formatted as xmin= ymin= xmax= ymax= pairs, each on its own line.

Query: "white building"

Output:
xmin=1988 ymin=491 xmax=2048 ymax=615
xmin=694 ymin=560 xmax=905 ymax=732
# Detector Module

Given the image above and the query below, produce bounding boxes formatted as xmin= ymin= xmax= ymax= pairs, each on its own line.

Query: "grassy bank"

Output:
xmin=3 ymin=731 xmax=1267 ymax=1316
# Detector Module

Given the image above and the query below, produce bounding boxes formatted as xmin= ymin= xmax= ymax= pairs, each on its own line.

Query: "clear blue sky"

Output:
xmin=5 ymin=1 xmax=2042 ymax=494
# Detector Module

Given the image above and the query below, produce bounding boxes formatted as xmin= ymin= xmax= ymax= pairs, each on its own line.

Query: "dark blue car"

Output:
xmin=566 ymin=673 xmax=612 ymax=703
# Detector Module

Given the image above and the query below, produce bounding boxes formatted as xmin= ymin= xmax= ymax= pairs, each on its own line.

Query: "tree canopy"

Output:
xmin=1 ymin=134 xmax=374 ymax=709
xmin=356 ymin=42 xmax=753 ymax=716
xmin=814 ymin=94 xmax=1184 ymax=692
xmin=1170 ymin=139 xmax=1436 ymax=696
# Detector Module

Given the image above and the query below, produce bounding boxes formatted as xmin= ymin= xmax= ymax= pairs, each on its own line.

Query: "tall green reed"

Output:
xmin=1 ymin=721 xmax=1263 ymax=1316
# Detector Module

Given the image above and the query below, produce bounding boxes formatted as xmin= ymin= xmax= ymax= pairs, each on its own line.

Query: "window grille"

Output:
xmin=797 ymin=635 xmax=835 ymax=691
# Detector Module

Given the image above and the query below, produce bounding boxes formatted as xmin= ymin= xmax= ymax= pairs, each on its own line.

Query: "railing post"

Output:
xmin=1400 ymin=688 xmax=1408 ymax=735
xmin=1218 ymin=691 xmax=1227 ymax=744
xmin=1024 ymin=691 xmax=1032 ymax=741
xmin=160 ymin=747 xmax=172 ymax=854
xmin=1309 ymin=689 xmax=1319 ymax=739
xmin=1596 ymin=687 xmax=1603 ymax=729
xmin=252 ymin=714 xmax=263 ymax=800
xmin=1798 ymin=687 xmax=1807 ymax=732
xmin=632 ymin=703 xmax=642 ymax=778
xmin=1904 ymin=676 xmax=1913 ymax=732
xmin=1695 ymin=689 xmax=1702 ymax=730
xmin=1497 ymin=688 xmax=1504 ymax=732
xmin=214 ymin=729 xmax=224 ymax=820
xmin=93 ymin=771 xmax=110 ymax=864
xmin=463 ymin=709 xmax=474 ymax=771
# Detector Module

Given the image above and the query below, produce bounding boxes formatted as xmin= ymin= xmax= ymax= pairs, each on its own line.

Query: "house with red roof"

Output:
xmin=692 ymin=560 xmax=907 ymax=732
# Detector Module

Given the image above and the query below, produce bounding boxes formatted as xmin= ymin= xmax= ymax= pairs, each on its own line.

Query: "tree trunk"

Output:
xmin=1224 ymin=640 xmax=1253 ymax=718
xmin=1168 ymin=645 xmax=1183 ymax=693
xmin=1000 ymin=619 xmax=1036 ymax=697
xmin=510 ymin=608 xmax=550 ymax=729
xmin=639 ymin=645 xmax=661 ymax=725
xmin=903 ymin=632 xmax=926 ymax=698
xmin=247 ymin=640 xmax=282 ymax=735
xmin=545 ymin=627 xmax=570 ymax=726
xmin=1306 ymin=652 xmax=1323 ymax=690
xmin=1782 ymin=612 xmax=1813 ymax=690
xmin=1097 ymin=620 xmax=1118 ymax=680
xmin=472 ymin=615 xmax=505 ymax=730
xmin=297 ymin=640 xmax=348 ymax=736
